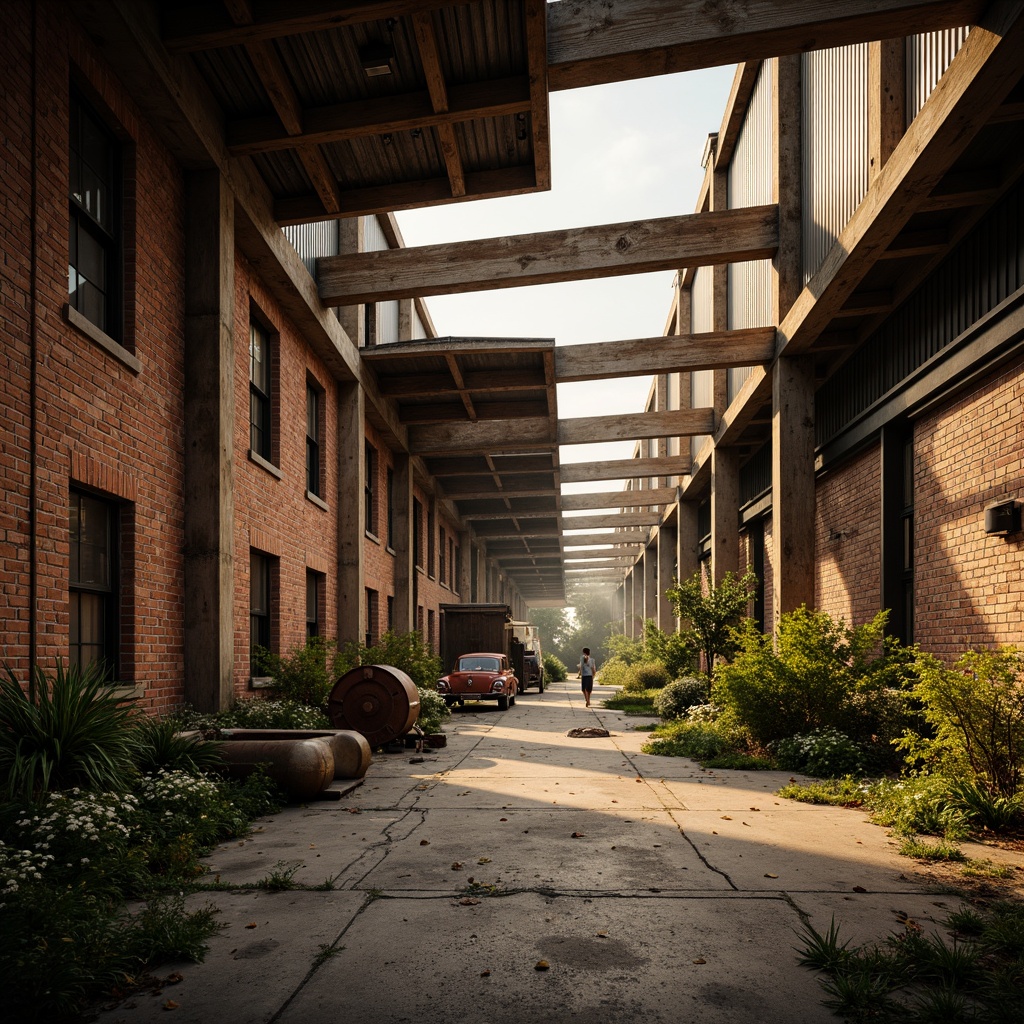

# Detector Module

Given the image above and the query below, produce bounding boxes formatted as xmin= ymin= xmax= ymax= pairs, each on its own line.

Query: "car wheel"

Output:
xmin=497 ymin=694 xmax=509 ymax=711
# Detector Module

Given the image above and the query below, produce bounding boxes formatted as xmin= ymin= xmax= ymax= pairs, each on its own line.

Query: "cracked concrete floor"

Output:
xmin=101 ymin=678 xmax=967 ymax=1024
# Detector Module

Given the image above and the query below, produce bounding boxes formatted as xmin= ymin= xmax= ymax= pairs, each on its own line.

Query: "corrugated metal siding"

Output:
xmin=378 ymin=300 xmax=400 ymax=345
xmin=412 ymin=308 xmax=427 ymax=340
xmin=362 ymin=215 xmax=389 ymax=253
xmin=689 ymin=266 xmax=715 ymax=464
xmin=667 ymin=371 xmax=680 ymax=457
xmin=906 ymin=28 xmax=970 ymax=122
xmin=282 ymin=220 xmax=339 ymax=276
xmin=728 ymin=61 xmax=774 ymax=405
xmin=740 ymin=441 xmax=772 ymax=507
xmin=801 ymin=44 xmax=870 ymax=284
xmin=817 ymin=181 xmax=1024 ymax=445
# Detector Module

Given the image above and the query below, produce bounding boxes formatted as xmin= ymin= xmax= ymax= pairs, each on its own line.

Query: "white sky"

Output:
xmin=395 ymin=66 xmax=737 ymax=496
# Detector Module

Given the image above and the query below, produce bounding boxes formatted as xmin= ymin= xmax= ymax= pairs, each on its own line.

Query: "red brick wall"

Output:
xmin=914 ymin=356 xmax=1024 ymax=659
xmin=363 ymin=421 xmax=396 ymax=641
xmin=815 ymin=443 xmax=882 ymax=627
xmin=1 ymin=4 xmax=187 ymax=711
xmin=231 ymin=256 xmax=339 ymax=694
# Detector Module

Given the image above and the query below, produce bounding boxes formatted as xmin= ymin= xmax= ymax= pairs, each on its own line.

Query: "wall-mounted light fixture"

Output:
xmin=360 ymin=42 xmax=395 ymax=77
xmin=984 ymin=499 xmax=1021 ymax=536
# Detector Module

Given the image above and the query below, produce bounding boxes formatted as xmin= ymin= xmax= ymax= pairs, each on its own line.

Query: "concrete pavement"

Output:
xmin=102 ymin=677 xmax=975 ymax=1024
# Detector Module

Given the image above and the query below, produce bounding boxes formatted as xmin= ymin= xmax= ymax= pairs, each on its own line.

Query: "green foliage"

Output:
xmin=897 ymin=835 xmax=966 ymax=861
xmin=256 ymin=635 xmax=340 ymax=710
xmin=337 ymin=630 xmax=443 ymax=693
xmin=640 ymin=621 xmax=695 ymax=679
xmin=0 ymin=661 xmax=140 ymax=801
xmin=174 ymin=698 xmax=330 ymax=732
xmin=602 ymin=690 xmax=659 ymax=715
xmin=653 ymin=676 xmax=707 ymax=720
xmin=415 ymin=686 xmax=451 ymax=735
xmin=665 ymin=567 xmax=758 ymax=683
xmin=641 ymin=718 xmax=760 ymax=767
xmin=948 ymin=778 xmax=1024 ymax=832
xmin=605 ymin=631 xmax=644 ymax=666
xmin=899 ymin=646 xmax=1024 ymax=798
xmin=542 ymin=653 xmax=567 ymax=682
xmin=772 ymin=728 xmax=864 ymax=778
xmin=631 ymin=661 xmax=671 ymax=690
xmin=776 ymin=776 xmax=868 ymax=807
xmin=716 ymin=607 xmax=911 ymax=751
xmin=595 ymin=656 xmax=632 ymax=690
xmin=796 ymin=904 xmax=1024 ymax=1023
xmin=131 ymin=716 xmax=225 ymax=776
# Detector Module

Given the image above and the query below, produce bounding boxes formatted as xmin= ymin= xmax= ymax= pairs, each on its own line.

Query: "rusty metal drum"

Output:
xmin=218 ymin=737 xmax=333 ymax=802
xmin=328 ymin=664 xmax=421 ymax=747
xmin=219 ymin=729 xmax=372 ymax=779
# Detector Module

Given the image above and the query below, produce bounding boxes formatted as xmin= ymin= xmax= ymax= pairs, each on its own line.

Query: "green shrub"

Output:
xmin=715 ymin=607 xmax=911 ymax=748
xmin=174 ymin=698 xmax=329 ymax=732
xmin=605 ymin=632 xmax=645 ymax=666
xmin=898 ymin=647 xmax=1024 ymax=798
xmin=256 ymin=635 xmax=339 ymax=710
xmin=337 ymin=630 xmax=443 ymax=692
xmin=772 ymin=728 xmax=864 ymax=778
xmin=602 ymin=689 xmax=659 ymax=715
xmin=653 ymin=676 xmax=707 ymax=719
xmin=595 ymin=657 xmax=632 ymax=690
xmin=631 ymin=661 xmax=671 ymax=690
xmin=131 ymin=716 xmax=224 ymax=776
xmin=542 ymin=654 xmax=567 ymax=682
xmin=0 ymin=661 xmax=140 ymax=801
xmin=866 ymin=775 xmax=971 ymax=841
xmin=415 ymin=687 xmax=451 ymax=735
xmin=642 ymin=718 xmax=766 ymax=768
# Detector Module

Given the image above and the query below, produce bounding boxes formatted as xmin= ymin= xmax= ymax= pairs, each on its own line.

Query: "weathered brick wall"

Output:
xmin=1 ymin=4 xmax=188 ymax=711
xmin=815 ymin=444 xmax=882 ymax=627
xmin=232 ymin=256 xmax=340 ymax=694
xmin=914 ymin=356 xmax=1024 ymax=659
xmin=363 ymin=420 xmax=396 ymax=641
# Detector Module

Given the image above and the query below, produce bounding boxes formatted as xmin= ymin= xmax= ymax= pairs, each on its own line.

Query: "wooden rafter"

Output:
xmin=561 ymin=457 xmax=691 ymax=484
xmin=555 ymin=326 xmax=776 ymax=382
xmin=561 ymin=488 xmax=677 ymax=510
xmin=317 ymin=205 xmax=778 ymax=304
xmin=546 ymin=0 xmax=987 ymax=92
xmin=376 ymin=366 xmax=547 ymax=398
xmin=565 ymin=511 xmax=663 ymax=530
xmin=562 ymin=533 xmax=649 ymax=547
xmin=524 ymin=0 xmax=551 ymax=190
xmin=558 ymin=409 xmax=714 ymax=446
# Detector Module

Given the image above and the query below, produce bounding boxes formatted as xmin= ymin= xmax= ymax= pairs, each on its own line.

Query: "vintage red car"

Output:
xmin=437 ymin=652 xmax=519 ymax=710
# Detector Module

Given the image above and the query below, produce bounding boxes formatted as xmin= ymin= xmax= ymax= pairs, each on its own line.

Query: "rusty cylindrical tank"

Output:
xmin=328 ymin=664 xmax=420 ymax=747
xmin=218 ymin=737 xmax=333 ymax=802
xmin=219 ymin=729 xmax=371 ymax=779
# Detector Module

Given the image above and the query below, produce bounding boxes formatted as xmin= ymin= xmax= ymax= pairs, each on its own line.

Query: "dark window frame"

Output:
xmin=306 ymin=568 xmax=324 ymax=640
xmin=249 ymin=320 xmax=273 ymax=462
xmin=69 ymin=487 xmax=119 ymax=677
xmin=364 ymin=441 xmax=378 ymax=536
xmin=306 ymin=381 xmax=323 ymax=497
xmin=250 ymin=550 xmax=272 ymax=669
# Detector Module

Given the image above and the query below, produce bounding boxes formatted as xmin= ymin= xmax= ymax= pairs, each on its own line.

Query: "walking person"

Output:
xmin=579 ymin=647 xmax=597 ymax=707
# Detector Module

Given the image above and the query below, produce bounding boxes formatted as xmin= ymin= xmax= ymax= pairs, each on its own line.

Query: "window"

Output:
xmin=69 ymin=489 xmax=118 ymax=674
xmin=413 ymin=498 xmax=423 ymax=568
xmin=69 ymin=91 xmax=121 ymax=338
xmin=365 ymin=588 xmax=378 ymax=648
xmin=306 ymin=569 xmax=323 ymax=639
xmin=250 ymin=551 xmax=272 ymax=667
xmin=364 ymin=442 xmax=378 ymax=535
xmin=249 ymin=321 xmax=272 ymax=461
xmin=427 ymin=502 xmax=436 ymax=577
xmin=438 ymin=528 xmax=447 ymax=585
xmin=454 ymin=542 xmax=461 ymax=595
xmin=449 ymin=537 xmax=456 ymax=591
xmin=387 ymin=595 xmax=394 ymax=631
xmin=386 ymin=466 xmax=395 ymax=549
xmin=306 ymin=383 xmax=322 ymax=497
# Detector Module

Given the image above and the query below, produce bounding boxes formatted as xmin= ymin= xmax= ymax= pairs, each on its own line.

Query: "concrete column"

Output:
xmin=644 ymin=545 xmax=658 ymax=628
xmin=677 ymin=500 xmax=701 ymax=586
xmin=391 ymin=452 xmax=414 ymax=631
xmin=183 ymin=170 xmax=235 ymax=712
xmin=711 ymin=163 xmax=729 ymax=419
xmin=336 ymin=217 xmax=362 ymax=345
xmin=711 ymin=447 xmax=740 ymax=583
xmin=658 ymin=517 xmax=678 ymax=631
xmin=337 ymin=381 xmax=365 ymax=644
xmin=772 ymin=355 xmax=816 ymax=624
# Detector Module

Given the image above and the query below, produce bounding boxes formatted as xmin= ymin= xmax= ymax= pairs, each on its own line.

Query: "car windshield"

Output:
xmin=458 ymin=657 xmax=500 ymax=672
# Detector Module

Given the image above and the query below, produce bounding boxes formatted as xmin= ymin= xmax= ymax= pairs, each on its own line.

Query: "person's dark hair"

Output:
xmin=582 ymin=647 xmax=590 ymax=655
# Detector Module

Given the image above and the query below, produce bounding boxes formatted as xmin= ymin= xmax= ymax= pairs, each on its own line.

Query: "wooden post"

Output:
xmin=869 ymin=39 xmax=906 ymax=182
xmin=644 ymin=544 xmax=658 ymax=628
xmin=337 ymin=382 xmax=365 ymax=645
xmin=711 ymin=447 xmax=740 ymax=583
xmin=677 ymin=500 xmax=701 ymax=586
xmin=391 ymin=452 xmax=414 ymax=632
xmin=336 ymin=217 xmax=361 ymax=345
xmin=183 ymin=170 xmax=235 ymax=712
xmin=711 ymin=163 xmax=730 ymax=418
xmin=658 ymin=516 xmax=678 ymax=631
xmin=773 ymin=54 xmax=802 ymax=323
xmin=458 ymin=529 xmax=472 ymax=600
xmin=772 ymin=355 xmax=816 ymax=622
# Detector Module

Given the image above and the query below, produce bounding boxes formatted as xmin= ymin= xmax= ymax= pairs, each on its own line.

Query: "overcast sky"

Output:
xmin=395 ymin=66 xmax=737 ymax=494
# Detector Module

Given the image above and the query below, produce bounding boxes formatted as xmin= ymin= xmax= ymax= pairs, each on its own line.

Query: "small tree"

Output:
xmin=666 ymin=567 xmax=758 ymax=692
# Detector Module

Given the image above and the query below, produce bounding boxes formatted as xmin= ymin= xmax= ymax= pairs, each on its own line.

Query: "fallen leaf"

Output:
xmin=596 ymin=931 xmax=608 ymax=938
xmin=534 ymin=960 xmax=550 ymax=971
xmin=853 ymin=886 xmax=867 ymax=893
xmin=764 ymin=873 xmax=778 ymax=879
xmin=309 ymin=844 xmax=316 ymax=849
xmin=458 ymin=897 xmax=480 ymax=906
xmin=742 ymin=821 xmax=750 ymax=827
xmin=478 ymin=857 xmax=492 ymax=864
xmin=635 ymin=778 xmax=643 ymax=783
xmin=420 ymin=840 xmax=430 ymax=846
xmin=720 ymin=815 xmax=732 ymax=820
xmin=163 ymin=1000 xmax=179 ymax=1011
xmin=415 ymin=785 xmax=429 ymax=791
xmin=571 ymin=831 xmax=585 ymax=838
xmin=750 ymin=807 xmax=760 ymax=811
xmin=692 ymin=958 xmax=706 ymax=965
xmin=712 ymin=830 xmax=718 ymax=835
xmin=245 ymin=922 xmax=258 ymax=929
xmin=451 ymin=862 xmax=464 ymax=870
xmin=499 ymin=818 xmax=508 ymax=822
xmin=347 ymin=807 xmax=363 ymax=813
xmin=480 ymin=970 xmax=491 ymax=977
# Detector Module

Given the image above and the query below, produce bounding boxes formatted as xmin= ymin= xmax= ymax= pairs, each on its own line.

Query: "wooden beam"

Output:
xmin=547 ymin=0 xmax=986 ymax=92
xmin=555 ymin=326 xmax=776 ymax=382
xmin=409 ymin=418 xmax=554 ymax=456
xmin=558 ymin=409 xmax=714 ymax=447
xmin=561 ymin=488 xmax=677 ymax=511
xmin=565 ymin=511 xmax=662 ymax=531
xmin=398 ymin=399 xmax=550 ymax=424
xmin=525 ymin=0 xmax=552 ymax=191
xmin=162 ymin=0 xmax=461 ymax=52
xmin=377 ymin=366 xmax=547 ymax=398
xmin=276 ymin=164 xmax=537 ymax=223
xmin=317 ymin=205 xmax=778 ymax=304
xmin=777 ymin=1 xmax=1024 ymax=357
xmin=562 ymin=533 xmax=649 ymax=548
xmin=228 ymin=77 xmax=531 ymax=155
xmin=561 ymin=457 xmax=691 ymax=483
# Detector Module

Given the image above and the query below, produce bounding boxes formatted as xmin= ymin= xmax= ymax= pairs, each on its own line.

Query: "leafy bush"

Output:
xmin=131 ymin=716 xmax=224 ymax=776
xmin=948 ymin=778 xmax=1024 ymax=833
xmin=631 ymin=661 xmax=671 ymax=690
xmin=653 ymin=676 xmax=707 ymax=720
xmin=602 ymin=690 xmax=660 ymax=715
xmin=641 ymin=622 xmax=695 ymax=680
xmin=415 ymin=687 xmax=451 ymax=735
xmin=543 ymin=654 xmax=568 ymax=682
xmin=861 ymin=775 xmax=972 ymax=841
xmin=595 ymin=657 xmax=632 ymax=690
xmin=772 ymin=728 xmax=864 ymax=778
xmin=174 ymin=698 xmax=329 ymax=732
xmin=337 ymin=630 xmax=443 ymax=693
xmin=605 ymin=632 xmax=645 ymax=666
xmin=898 ymin=647 xmax=1024 ymax=798
xmin=0 ymin=661 xmax=140 ymax=801
xmin=642 ymin=718 xmax=768 ymax=768
xmin=256 ymin=635 xmax=339 ymax=710
xmin=715 ymin=607 xmax=911 ymax=750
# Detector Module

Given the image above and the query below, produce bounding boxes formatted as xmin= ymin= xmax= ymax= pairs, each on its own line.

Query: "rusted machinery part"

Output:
xmin=218 ymin=737 xmax=333 ymax=802
xmin=328 ymin=664 xmax=421 ymax=747
xmin=219 ymin=729 xmax=371 ymax=779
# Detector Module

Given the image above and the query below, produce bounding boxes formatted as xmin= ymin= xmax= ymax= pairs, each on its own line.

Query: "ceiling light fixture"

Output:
xmin=359 ymin=42 xmax=395 ymax=77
